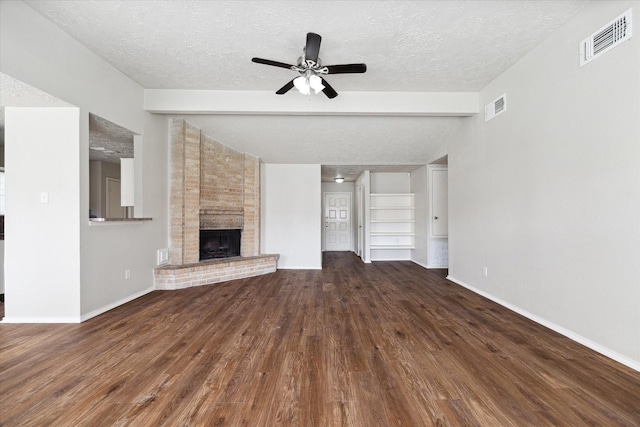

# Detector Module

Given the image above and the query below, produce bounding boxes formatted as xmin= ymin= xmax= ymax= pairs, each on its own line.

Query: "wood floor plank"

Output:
xmin=299 ymin=335 xmax=327 ymax=427
xmin=1 ymin=252 xmax=639 ymax=426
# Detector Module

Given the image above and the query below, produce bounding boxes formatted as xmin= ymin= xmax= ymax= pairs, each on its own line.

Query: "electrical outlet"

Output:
xmin=483 ymin=266 xmax=488 ymax=277
xmin=157 ymin=249 xmax=169 ymax=265
xmin=125 ymin=269 xmax=131 ymax=280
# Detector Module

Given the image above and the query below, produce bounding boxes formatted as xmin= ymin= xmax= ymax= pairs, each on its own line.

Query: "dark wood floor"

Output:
xmin=1 ymin=252 xmax=639 ymax=426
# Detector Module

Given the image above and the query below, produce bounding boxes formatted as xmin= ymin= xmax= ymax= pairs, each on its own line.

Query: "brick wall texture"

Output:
xmin=242 ymin=154 xmax=260 ymax=257
xmin=169 ymin=119 xmax=186 ymax=265
xmin=169 ymin=119 xmax=201 ymax=265
xmin=168 ymin=119 xmax=262 ymax=273
xmin=200 ymin=134 xmax=244 ymax=211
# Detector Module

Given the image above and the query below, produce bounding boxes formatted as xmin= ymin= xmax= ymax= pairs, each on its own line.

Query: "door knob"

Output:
xmin=434 ymin=216 xmax=438 ymax=220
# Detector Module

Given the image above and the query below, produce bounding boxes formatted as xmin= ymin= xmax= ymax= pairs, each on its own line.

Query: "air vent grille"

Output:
xmin=485 ymin=94 xmax=506 ymax=122
xmin=580 ymin=8 xmax=632 ymax=66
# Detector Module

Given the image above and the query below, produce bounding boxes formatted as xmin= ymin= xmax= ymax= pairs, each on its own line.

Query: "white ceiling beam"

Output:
xmin=144 ymin=90 xmax=478 ymax=116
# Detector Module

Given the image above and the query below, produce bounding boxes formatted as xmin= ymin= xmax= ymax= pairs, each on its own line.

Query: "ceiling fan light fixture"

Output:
xmin=293 ymin=76 xmax=311 ymax=95
xmin=294 ymin=74 xmax=325 ymax=96
xmin=309 ymin=74 xmax=325 ymax=94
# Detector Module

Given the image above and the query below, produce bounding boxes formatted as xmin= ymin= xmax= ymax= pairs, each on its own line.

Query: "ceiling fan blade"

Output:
xmin=275 ymin=79 xmax=296 ymax=95
xmin=305 ymin=32 xmax=322 ymax=64
xmin=320 ymin=77 xmax=338 ymax=99
xmin=252 ymin=57 xmax=295 ymax=70
xmin=325 ymin=63 xmax=367 ymax=74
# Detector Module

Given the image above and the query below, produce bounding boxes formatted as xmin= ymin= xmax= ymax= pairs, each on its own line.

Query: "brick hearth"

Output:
xmin=154 ymin=254 xmax=279 ymax=290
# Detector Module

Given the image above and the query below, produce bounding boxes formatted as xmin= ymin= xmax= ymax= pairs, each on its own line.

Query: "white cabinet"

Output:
xmin=369 ymin=194 xmax=415 ymax=256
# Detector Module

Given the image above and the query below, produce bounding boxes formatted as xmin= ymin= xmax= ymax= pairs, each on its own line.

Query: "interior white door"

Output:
xmin=358 ymin=185 xmax=364 ymax=257
xmin=431 ymin=170 xmax=448 ymax=237
xmin=325 ymin=192 xmax=351 ymax=251
xmin=106 ymin=177 xmax=125 ymax=219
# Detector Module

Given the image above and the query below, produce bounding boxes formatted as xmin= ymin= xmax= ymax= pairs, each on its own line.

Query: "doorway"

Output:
xmin=106 ymin=177 xmax=125 ymax=219
xmin=357 ymin=184 xmax=365 ymax=257
xmin=324 ymin=192 xmax=351 ymax=251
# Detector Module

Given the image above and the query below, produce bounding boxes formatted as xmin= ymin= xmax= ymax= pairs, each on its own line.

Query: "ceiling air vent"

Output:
xmin=485 ymin=94 xmax=506 ymax=122
xmin=580 ymin=8 xmax=632 ymax=67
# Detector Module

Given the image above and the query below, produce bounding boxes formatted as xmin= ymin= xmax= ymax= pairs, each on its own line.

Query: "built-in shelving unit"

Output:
xmin=369 ymin=193 xmax=415 ymax=258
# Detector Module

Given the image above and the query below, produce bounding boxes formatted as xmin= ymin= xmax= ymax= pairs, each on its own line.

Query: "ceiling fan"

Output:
xmin=252 ymin=32 xmax=367 ymax=99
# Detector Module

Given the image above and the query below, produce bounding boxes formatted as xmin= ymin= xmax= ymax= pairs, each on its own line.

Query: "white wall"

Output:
xmin=448 ymin=1 xmax=640 ymax=369
xmin=0 ymin=2 xmax=143 ymax=133
xmin=0 ymin=142 xmax=4 ymax=295
xmin=81 ymin=113 xmax=168 ymax=319
xmin=370 ymin=172 xmax=411 ymax=194
xmin=261 ymin=164 xmax=322 ymax=269
xmin=1 ymin=1 xmax=169 ymax=321
xmin=0 ymin=242 xmax=4 ymax=295
xmin=321 ymin=181 xmax=356 ymax=252
xmin=5 ymin=107 xmax=81 ymax=321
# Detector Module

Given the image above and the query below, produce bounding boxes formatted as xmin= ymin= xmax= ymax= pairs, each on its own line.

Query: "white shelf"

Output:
xmin=370 ymin=219 xmax=414 ymax=223
xmin=370 ymin=206 xmax=415 ymax=210
xmin=371 ymin=244 xmax=415 ymax=249
xmin=369 ymin=193 xmax=415 ymax=252
xmin=370 ymin=232 xmax=414 ymax=236
xmin=371 ymin=193 xmax=415 ymax=197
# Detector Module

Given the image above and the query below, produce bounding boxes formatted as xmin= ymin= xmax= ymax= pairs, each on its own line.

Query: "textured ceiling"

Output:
xmin=11 ymin=1 xmax=590 ymax=169
xmin=0 ymin=74 xmax=133 ymax=159
xmin=89 ymin=114 xmax=135 ymax=164
xmin=0 ymin=73 xmax=73 ymax=144
xmin=321 ymin=164 xmax=425 ymax=183
xmin=0 ymin=73 xmax=72 ymax=109
xmin=195 ymin=114 xmax=455 ymax=181
xmin=177 ymin=114 xmax=465 ymax=165
xmin=25 ymin=1 xmax=589 ymax=92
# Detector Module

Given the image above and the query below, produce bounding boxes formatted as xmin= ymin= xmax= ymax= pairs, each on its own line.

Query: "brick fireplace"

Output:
xmin=154 ymin=119 xmax=278 ymax=290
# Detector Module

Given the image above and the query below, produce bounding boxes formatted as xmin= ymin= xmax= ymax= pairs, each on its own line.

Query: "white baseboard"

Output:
xmin=371 ymin=257 xmax=411 ymax=262
xmin=2 ymin=316 xmax=81 ymax=323
xmin=411 ymin=260 xmax=430 ymax=269
xmin=277 ymin=266 xmax=322 ymax=270
xmin=80 ymin=286 xmax=155 ymax=322
xmin=411 ymin=259 xmax=448 ymax=270
xmin=446 ymin=275 xmax=640 ymax=372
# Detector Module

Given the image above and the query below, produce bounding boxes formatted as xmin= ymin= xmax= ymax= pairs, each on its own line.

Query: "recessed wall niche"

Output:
xmin=88 ymin=114 xmax=135 ymax=219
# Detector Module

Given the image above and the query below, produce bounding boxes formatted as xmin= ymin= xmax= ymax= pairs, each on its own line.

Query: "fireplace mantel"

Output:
xmin=199 ymin=207 xmax=243 ymax=215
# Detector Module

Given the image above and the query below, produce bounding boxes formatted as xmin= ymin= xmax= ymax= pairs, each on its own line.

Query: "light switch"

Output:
xmin=40 ymin=192 xmax=49 ymax=204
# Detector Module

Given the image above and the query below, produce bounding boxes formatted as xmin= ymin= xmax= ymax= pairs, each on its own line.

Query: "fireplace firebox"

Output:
xmin=200 ymin=229 xmax=241 ymax=260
